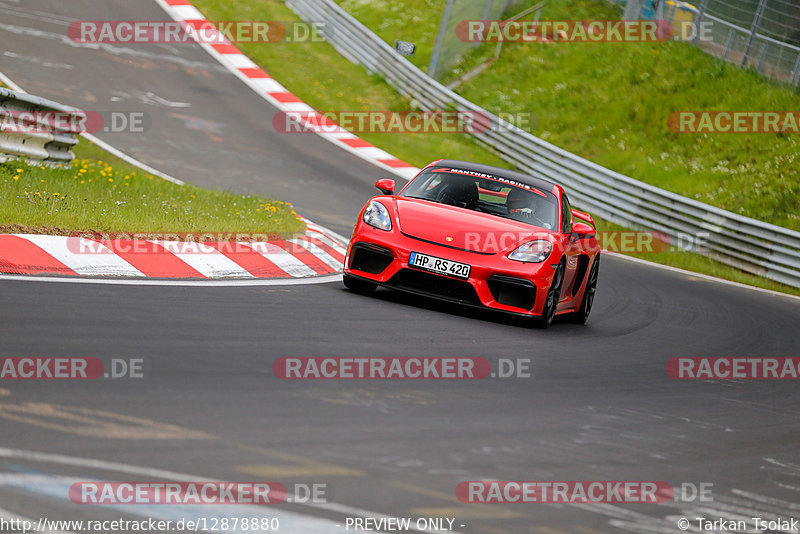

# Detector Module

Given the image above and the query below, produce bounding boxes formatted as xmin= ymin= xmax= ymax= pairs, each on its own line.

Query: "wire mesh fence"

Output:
xmin=428 ymin=0 xmax=530 ymax=81
xmin=625 ymin=0 xmax=800 ymax=85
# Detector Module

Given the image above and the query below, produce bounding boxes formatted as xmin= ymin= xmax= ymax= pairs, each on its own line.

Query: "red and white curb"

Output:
xmin=0 ymin=220 xmax=345 ymax=279
xmin=154 ymin=0 xmax=420 ymax=181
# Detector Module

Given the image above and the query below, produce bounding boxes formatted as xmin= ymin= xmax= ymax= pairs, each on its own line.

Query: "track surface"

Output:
xmin=1 ymin=1 xmax=800 ymax=532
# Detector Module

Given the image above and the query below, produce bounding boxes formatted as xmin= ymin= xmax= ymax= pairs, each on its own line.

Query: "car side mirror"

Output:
xmin=571 ymin=221 xmax=596 ymax=240
xmin=375 ymin=178 xmax=395 ymax=195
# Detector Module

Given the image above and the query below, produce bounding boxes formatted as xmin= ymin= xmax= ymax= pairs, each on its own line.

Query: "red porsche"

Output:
xmin=342 ymin=160 xmax=601 ymax=327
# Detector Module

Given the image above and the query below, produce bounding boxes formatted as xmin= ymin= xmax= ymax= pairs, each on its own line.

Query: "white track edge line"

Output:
xmin=604 ymin=251 xmax=800 ymax=303
xmin=0 ymin=272 xmax=343 ymax=286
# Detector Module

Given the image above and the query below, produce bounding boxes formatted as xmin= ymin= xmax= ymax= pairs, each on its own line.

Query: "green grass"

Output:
xmin=337 ymin=0 xmax=800 ymax=231
xmin=592 ymin=217 xmax=800 ymax=296
xmin=0 ymin=138 xmax=304 ymax=237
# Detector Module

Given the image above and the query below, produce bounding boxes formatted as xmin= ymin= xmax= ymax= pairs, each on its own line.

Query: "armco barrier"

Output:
xmin=287 ymin=0 xmax=800 ymax=288
xmin=0 ymin=87 xmax=80 ymax=166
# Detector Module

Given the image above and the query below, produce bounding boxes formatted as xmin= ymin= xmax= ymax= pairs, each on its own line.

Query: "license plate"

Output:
xmin=409 ymin=252 xmax=471 ymax=280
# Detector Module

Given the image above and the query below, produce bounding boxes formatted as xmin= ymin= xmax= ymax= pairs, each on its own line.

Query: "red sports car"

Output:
xmin=343 ymin=160 xmax=601 ymax=327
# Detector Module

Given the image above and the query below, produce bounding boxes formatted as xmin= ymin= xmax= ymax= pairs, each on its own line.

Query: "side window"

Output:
xmin=561 ymin=194 xmax=573 ymax=233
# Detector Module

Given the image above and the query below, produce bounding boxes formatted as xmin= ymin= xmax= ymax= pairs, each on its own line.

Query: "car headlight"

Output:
xmin=363 ymin=200 xmax=392 ymax=231
xmin=508 ymin=240 xmax=552 ymax=263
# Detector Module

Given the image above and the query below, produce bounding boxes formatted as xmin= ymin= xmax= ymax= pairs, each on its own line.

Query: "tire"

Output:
xmin=569 ymin=256 xmax=600 ymax=325
xmin=343 ymin=273 xmax=377 ymax=295
xmin=535 ymin=260 xmax=564 ymax=329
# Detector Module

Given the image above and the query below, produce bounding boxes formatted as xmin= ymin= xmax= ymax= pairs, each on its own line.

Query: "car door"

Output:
xmin=559 ymin=193 xmax=582 ymax=300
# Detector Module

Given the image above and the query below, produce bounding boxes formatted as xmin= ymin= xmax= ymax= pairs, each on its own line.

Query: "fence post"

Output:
xmin=792 ymin=52 xmax=800 ymax=84
xmin=480 ymin=0 xmax=492 ymax=22
xmin=692 ymin=0 xmax=710 ymax=44
xmin=722 ymin=27 xmax=735 ymax=59
xmin=624 ymin=0 xmax=645 ymax=20
xmin=428 ymin=0 xmax=454 ymax=79
xmin=742 ymin=0 xmax=768 ymax=67
xmin=756 ymin=40 xmax=769 ymax=71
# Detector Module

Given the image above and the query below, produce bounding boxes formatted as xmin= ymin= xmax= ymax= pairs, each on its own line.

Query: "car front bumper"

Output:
xmin=343 ymin=224 xmax=559 ymax=317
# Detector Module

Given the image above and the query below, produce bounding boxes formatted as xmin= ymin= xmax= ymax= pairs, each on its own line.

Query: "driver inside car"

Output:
xmin=506 ymin=187 xmax=536 ymax=218
xmin=506 ymin=187 xmax=552 ymax=229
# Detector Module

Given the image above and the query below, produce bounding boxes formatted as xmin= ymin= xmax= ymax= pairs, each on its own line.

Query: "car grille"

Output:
xmin=349 ymin=243 xmax=394 ymax=274
xmin=388 ymin=269 xmax=482 ymax=306
xmin=487 ymin=275 xmax=536 ymax=310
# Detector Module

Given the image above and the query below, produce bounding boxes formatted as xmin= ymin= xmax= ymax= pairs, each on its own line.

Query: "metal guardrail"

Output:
xmin=287 ymin=0 xmax=800 ymax=289
xmin=0 ymin=87 xmax=80 ymax=166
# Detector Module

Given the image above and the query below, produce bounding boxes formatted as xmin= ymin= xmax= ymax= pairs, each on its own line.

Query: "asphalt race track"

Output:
xmin=1 ymin=1 xmax=800 ymax=532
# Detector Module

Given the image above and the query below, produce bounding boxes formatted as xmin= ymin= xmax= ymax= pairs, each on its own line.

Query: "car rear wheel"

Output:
xmin=569 ymin=256 xmax=599 ymax=325
xmin=536 ymin=260 xmax=564 ymax=329
xmin=343 ymin=273 xmax=377 ymax=295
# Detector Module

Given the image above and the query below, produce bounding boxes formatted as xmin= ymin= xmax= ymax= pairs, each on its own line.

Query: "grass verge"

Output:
xmin=0 ymin=138 xmax=304 ymax=237
xmin=593 ymin=217 xmax=800 ymax=296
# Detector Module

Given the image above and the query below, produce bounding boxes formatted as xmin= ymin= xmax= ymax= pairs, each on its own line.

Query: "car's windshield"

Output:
xmin=399 ymin=166 xmax=558 ymax=230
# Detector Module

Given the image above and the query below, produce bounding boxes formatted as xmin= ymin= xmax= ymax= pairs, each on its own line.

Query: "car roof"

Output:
xmin=427 ymin=159 xmax=559 ymax=195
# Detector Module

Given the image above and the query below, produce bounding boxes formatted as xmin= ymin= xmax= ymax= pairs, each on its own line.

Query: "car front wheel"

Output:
xmin=536 ymin=260 xmax=564 ymax=329
xmin=569 ymin=256 xmax=599 ymax=325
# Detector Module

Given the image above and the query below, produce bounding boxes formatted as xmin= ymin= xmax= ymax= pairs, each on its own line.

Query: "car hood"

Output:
xmin=394 ymin=197 xmax=551 ymax=254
